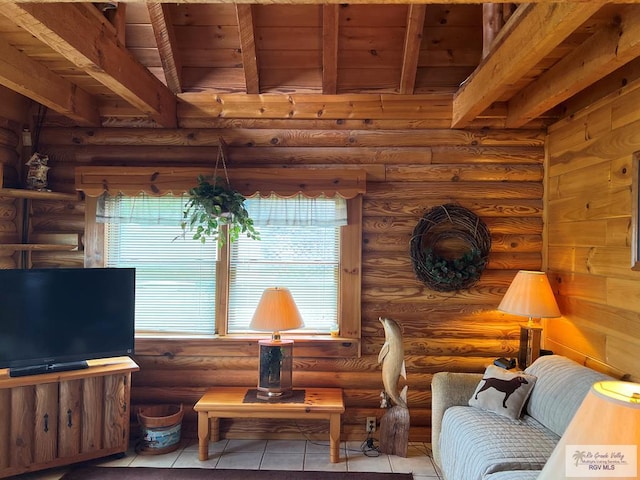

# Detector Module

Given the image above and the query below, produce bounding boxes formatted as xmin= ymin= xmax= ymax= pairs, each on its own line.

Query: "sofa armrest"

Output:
xmin=431 ymin=371 xmax=483 ymax=468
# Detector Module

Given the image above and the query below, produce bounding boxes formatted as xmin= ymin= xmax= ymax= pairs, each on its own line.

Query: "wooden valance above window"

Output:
xmin=75 ymin=166 xmax=367 ymax=198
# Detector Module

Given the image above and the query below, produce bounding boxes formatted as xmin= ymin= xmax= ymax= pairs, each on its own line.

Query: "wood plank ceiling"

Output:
xmin=0 ymin=1 xmax=639 ymax=129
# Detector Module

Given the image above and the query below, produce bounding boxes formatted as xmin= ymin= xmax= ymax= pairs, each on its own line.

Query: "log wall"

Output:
xmin=32 ymin=124 xmax=543 ymax=442
xmin=0 ymin=96 xmax=546 ymax=441
xmin=0 ymin=87 xmax=84 ymax=270
xmin=545 ymin=81 xmax=640 ymax=383
xmin=0 ymin=87 xmax=29 ymax=268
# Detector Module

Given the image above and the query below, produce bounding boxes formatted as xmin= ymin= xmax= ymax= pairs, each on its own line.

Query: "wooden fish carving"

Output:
xmin=378 ymin=316 xmax=408 ymax=409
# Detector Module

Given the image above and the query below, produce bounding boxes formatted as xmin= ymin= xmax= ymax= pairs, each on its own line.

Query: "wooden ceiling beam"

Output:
xmin=0 ymin=38 xmax=100 ymax=126
xmin=506 ymin=6 xmax=640 ymax=128
xmin=322 ymin=5 xmax=339 ymax=95
xmin=399 ymin=5 xmax=426 ymax=95
xmin=236 ymin=5 xmax=260 ymax=94
xmin=482 ymin=4 xmax=504 ymax=59
xmin=115 ymin=4 xmax=127 ymax=45
xmin=451 ymin=2 xmax=605 ymax=128
xmin=0 ymin=0 xmax=617 ymax=4
xmin=0 ymin=3 xmax=177 ymax=128
xmin=148 ymin=3 xmax=183 ymax=94
xmin=176 ymin=92 xmax=533 ymax=123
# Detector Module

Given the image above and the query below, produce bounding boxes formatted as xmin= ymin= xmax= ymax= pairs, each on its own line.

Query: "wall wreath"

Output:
xmin=410 ymin=203 xmax=491 ymax=292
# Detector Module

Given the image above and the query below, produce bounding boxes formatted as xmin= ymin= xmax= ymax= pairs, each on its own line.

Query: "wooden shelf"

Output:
xmin=0 ymin=187 xmax=78 ymax=201
xmin=0 ymin=244 xmax=78 ymax=251
xmin=0 ymin=189 xmax=81 ymax=262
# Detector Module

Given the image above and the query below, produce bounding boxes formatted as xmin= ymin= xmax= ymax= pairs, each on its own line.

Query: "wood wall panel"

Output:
xmin=28 ymin=121 xmax=544 ymax=444
xmin=546 ymin=79 xmax=640 ymax=382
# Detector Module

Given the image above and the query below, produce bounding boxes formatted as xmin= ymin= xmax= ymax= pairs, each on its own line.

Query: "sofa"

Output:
xmin=431 ymin=355 xmax=613 ymax=480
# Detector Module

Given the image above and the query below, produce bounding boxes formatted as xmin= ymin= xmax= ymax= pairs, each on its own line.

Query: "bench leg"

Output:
xmin=211 ymin=417 xmax=220 ymax=442
xmin=329 ymin=413 xmax=341 ymax=463
xmin=197 ymin=412 xmax=210 ymax=461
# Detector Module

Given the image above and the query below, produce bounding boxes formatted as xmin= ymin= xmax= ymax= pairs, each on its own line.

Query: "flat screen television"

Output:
xmin=0 ymin=267 xmax=135 ymax=377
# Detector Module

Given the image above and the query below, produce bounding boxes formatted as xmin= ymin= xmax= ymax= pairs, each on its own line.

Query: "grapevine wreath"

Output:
xmin=410 ymin=204 xmax=491 ymax=292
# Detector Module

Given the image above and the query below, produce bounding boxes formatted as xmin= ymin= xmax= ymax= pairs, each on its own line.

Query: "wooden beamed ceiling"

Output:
xmin=0 ymin=2 xmax=639 ymax=129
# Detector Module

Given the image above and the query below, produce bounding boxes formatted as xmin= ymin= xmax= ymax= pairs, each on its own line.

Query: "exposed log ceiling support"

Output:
xmin=451 ymin=1 xmax=606 ymax=128
xmin=0 ymin=2 xmax=639 ymax=128
xmin=236 ymin=4 xmax=260 ymax=94
xmin=322 ymin=5 xmax=339 ymax=95
xmin=0 ymin=3 xmax=177 ymax=128
xmin=482 ymin=4 xmax=504 ymax=59
xmin=0 ymin=0 xmax=624 ymax=4
xmin=399 ymin=5 xmax=426 ymax=95
xmin=0 ymin=38 xmax=100 ymax=126
xmin=506 ymin=6 xmax=640 ymax=128
xmin=110 ymin=3 xmax=127 ymax=45
xmin=148 ymin=3 xmax=182 ymax=94
xmin=179 ymin=93 xmax=459 ymax=120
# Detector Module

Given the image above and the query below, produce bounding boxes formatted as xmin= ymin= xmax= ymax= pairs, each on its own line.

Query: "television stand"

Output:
xmin=0 ymin=356 xmax=139 ymax=479
xmin=9 ymin=360 xmax=89 ymax=378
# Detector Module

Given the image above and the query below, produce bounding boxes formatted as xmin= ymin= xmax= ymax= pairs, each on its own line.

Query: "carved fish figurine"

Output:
xmin=378 ymin=316 xmax=408 ymax=409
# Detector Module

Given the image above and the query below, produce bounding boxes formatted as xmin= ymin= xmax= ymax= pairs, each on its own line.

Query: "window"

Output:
xmin=101 ymin=193 xmax=356 ymax=338
xmin=227 ymin=195 xmax=344 ymax=334
xmin=102 ymin=194 xmax=217 ymax=334
xmin=79 ymin=165 xmax=363 ymax=353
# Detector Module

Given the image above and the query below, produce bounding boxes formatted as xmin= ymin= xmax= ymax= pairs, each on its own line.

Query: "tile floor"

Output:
xmin=10 ymin=439 xmax=443 ymax=480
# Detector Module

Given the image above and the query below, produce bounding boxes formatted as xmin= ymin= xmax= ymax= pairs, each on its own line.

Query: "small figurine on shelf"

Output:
xmin=25 ymin=152 xmax=50 ymax=191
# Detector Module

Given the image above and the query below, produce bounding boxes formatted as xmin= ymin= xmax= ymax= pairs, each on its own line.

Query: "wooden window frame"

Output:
xmin=632 ymin=152 xmax=640 ymax=271
xmin=215 ymin=195 xmax=361 ymax=339
xmin=79 ymin=166 xmax=364 ymax=358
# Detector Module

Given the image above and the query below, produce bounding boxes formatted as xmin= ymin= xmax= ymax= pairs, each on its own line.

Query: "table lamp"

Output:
xmin=498 ymin=270 xmax=561 ymax=368
xmin=538 ymin=380 xmax=640 ymax=479
xmin=250 ymin=287 xmax=304 ymax=400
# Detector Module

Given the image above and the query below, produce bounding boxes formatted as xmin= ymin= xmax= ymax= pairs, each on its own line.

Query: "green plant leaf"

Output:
xmin=180 ymin=175 xmax=261 ymax=246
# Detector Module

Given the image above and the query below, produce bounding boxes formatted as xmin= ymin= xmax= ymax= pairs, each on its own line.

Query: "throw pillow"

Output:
xmin=468 ymin=364 xmax=537 ymax=420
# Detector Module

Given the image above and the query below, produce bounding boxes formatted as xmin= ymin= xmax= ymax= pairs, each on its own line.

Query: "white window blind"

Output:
xmin=227 ymin=195 xmax=344 ymax=334
xmin=103 ymin=194 xmax=217 ymax=335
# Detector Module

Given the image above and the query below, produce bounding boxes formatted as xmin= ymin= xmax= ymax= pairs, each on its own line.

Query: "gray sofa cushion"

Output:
xmin=524 ymin=355 xmax=612 ymax=436
xmin=431 ymin=371 xmax=484 ymax=467
xmin=483 ymin=470 xmax=541 ymax=480
xmin=439 ymin=406 xmax=558 ymax=480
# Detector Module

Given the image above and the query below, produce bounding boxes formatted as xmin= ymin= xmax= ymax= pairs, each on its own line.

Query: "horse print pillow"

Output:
xmin=469 ymin=364 xmax=537 ymax=420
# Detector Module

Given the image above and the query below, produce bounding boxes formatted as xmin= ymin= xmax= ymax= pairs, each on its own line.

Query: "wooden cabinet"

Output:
xmin=0 ymin=357 xmax=139 ymax=478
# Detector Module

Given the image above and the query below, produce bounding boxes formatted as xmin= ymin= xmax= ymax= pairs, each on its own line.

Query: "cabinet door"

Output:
xmin=81 ymin=376 xmax=104 ymax=453
xmin=0 ymin=389 xmax=10 ymax=470
xmin=9 ymin=386 xmax=35 ymax=468
xmin=34 ymin=383 xmax=58 ymax=463
xmin=58 ymin=379 xmax=82 ymax=458
xmin=103 ymin=373 xmax=129 ymax=450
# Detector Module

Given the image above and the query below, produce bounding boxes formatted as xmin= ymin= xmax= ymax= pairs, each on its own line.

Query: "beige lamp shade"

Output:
xmin=250 ymin=287 xmax=304 ymax=400
xmin=498 ymin=270 xmax=561 ymax=322
xmin=250 ymin=287 xmax=304 ymax=333
xmin=538 ymin=380 xmax=640 ymax=479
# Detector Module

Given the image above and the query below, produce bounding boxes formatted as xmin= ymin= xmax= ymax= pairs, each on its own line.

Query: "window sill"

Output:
xmin=134 ymin=334 xmax=361 ymax=358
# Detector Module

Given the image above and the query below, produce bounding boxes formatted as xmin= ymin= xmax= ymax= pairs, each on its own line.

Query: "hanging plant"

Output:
xmin=180 ymin=139 xmax=260 ymax=246
xmin=410 ymin=204 xmax=491 ymax=292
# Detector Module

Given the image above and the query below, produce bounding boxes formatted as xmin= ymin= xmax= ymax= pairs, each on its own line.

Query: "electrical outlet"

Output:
xmin=366 ymin=417 xmax=376 ymax=433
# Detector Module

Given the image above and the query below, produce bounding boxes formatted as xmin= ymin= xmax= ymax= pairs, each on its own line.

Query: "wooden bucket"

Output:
xmin=137 ymin=404 xmax=184 ymax=455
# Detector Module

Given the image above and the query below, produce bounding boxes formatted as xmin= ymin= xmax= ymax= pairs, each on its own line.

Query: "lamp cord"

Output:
xmin=360 ymin=433 xmax=380 ymax=457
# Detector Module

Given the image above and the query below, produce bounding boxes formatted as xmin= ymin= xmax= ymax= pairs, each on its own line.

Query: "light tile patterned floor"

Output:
xmin=10 ymin=439 xmax=442 ymax=480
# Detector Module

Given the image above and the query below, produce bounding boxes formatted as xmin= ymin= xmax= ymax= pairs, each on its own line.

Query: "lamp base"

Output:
xmin=256 ymin=339 xmax=294 ymax=401
xmin=256 ymin=389 xmax=292 ymax=401
xmin=518 ymin=324 xmax=542 ymax=369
